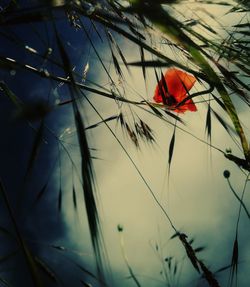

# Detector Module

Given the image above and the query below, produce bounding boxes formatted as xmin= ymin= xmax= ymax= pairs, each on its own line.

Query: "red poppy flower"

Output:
xmin=153 ymin=68 xmax=197 ymax=113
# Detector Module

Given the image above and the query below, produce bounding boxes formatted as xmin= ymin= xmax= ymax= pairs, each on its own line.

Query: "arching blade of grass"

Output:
xmin=55 ymin=28 xmax=109 ymax=283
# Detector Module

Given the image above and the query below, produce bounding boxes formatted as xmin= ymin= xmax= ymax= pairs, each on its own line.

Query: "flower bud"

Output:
xmin=223 ymin=170 xmax=230 ymax=178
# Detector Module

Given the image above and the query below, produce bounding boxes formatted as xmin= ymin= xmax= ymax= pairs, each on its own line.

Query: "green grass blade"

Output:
xmin=55 ymin=27 xmax=109 ymax=283
xmin=168 ymin=129 xmax=176 ymax=168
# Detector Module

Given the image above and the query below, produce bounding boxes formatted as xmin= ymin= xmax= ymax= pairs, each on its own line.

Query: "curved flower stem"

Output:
xmin=118 ymin=229 xmax=142 ymax=287
xmin=227 ymin=178 xmax=250 ymax=219
xmin=236 ymin=173 xmax=250 ymax=231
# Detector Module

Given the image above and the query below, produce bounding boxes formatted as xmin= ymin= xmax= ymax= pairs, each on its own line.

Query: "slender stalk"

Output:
xmin=227 ymin=178 xmax=250 ymax=219
xmin=118 ymin=230 xmax=141 ymax=287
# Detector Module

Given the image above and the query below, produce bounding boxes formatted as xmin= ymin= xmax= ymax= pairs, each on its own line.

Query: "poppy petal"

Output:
xmin=174 ymin=99 xmax=197 ymax=113
xmin=153 ymin=68 xmax=197 ymax=113
xmin=165 ymin=68 xmax=196 ymax=101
